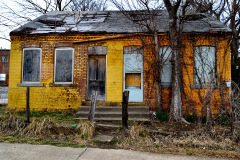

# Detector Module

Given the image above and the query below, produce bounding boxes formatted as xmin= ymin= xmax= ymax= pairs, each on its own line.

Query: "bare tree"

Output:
xmin=111 ymin=0 xmax=166 ymax=112
xmin=193 ymin=0 xmax=240 ymax=81
xmin=0 ymin=0 xmax=108 ymax=43
xmin=111 ymin=0 xmax=196 ymax=122
xmin=194 ymin=0 xmax=239 ymax=61
xmin=162 ymin=0 xmax=196 ymax=122
xmin=70 ymin=0 xmax=108 ymax=11
xmin=225 ymin=0 xmax=240 ymax=63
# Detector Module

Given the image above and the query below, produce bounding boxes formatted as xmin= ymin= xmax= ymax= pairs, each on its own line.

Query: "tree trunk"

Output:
xmin=170 ymin=48 xmax=182 ymax=120
xmin=205 ymin=87 xmax=212 ymax=132
xmin=169 ymin=14 xmax=183 ymax=121
xmin=153 ymin=30 xmax=162 ymax=111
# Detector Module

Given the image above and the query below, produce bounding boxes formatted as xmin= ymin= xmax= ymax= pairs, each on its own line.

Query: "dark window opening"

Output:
xmin=54 ymin=48 xmax=74 ymax=83
xmin=22 ymin=49 xmax=41 ymax=83
xmin=2 ymin=56 xmax=8 ymax=63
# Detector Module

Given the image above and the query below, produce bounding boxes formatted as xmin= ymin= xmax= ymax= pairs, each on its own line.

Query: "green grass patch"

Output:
xmin=0 ymin=136 xmax=17 ymax=143
xmin=110 ymin=138 xmax=118 ymax=145
xmin=26 ymin=137 xmax=86 ymax=148
xmin=14 ymin=111 xmax=78 ymax=124
xmin=92 ymin=139 xmax=100 ymax=143
xmin=19 ymin=138 xmax=28 ymax=143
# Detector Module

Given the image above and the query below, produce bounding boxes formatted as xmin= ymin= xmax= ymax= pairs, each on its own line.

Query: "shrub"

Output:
xmin=202 ymin=116 xmax=206 ymax=124
xmin=156 ymin=111 xmax=169 ymax=122
xmin=186 ymin=114 xmax=196 ymax=123
xmin=220 ymin=117 xmax=228 ymax=125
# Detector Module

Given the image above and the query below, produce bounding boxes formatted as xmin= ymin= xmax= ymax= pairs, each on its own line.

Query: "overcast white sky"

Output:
xmin=0 ymin=0 xmax=21 ymax=49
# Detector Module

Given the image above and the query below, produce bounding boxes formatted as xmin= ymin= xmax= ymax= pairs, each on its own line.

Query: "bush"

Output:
xmin=186 ymin=114 xmax=196 ymax=123
xmin=156 ymin=111 xmax=169 ymax=122
xmin=202 ymin=116 xmax=206 ymax=124
xmin=220 ymin=117 xmax=228 ymax=125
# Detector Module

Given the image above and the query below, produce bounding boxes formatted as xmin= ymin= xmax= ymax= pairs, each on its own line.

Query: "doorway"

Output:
xmin=87 ymin=55 xmax=106 ymax=101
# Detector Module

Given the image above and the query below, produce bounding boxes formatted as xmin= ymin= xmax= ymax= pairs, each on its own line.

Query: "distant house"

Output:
xmin=0 ymin=49 xmax=10 ymax=86
xmin=8 ymin=11 xmax=231 ymax=114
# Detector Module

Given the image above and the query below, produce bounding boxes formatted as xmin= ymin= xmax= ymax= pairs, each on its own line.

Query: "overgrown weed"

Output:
xmin=75 ymin=120 xmax=95 ymax=141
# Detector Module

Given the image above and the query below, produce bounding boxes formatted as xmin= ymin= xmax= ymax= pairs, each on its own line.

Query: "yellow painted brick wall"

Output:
xmin=8 ymin=35 xmax=87 ymax=112
xmin=105 ymin=41 xmax=124 ymax=102
xmin=8 ymin=33 xmax=231 ymax=114
xmin=181 ymin=34 xmax=231 ymax=115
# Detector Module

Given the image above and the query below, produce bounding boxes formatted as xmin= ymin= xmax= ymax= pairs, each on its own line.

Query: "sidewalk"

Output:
xmin=0 ymin=143 xmax=229 ymax=160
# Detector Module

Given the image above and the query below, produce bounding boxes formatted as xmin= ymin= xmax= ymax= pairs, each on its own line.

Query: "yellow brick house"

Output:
xmin=8 ymin=11 xmax=231 ymax=114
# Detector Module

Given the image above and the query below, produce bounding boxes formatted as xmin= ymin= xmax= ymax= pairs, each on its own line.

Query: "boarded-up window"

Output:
xmin=125 ymin=73 xmax=141 ymax=89
xmin=124 ymin=47 xmax=143 ymax=89
xmin=22 ymin=48 xmax=41 ymax=83
xmin=54 ymin=48 xmax=74 ymax=83
xmin=194 ymin=46 xmax=216 ymax=84
xmin=159 ymin=46 xmax=172 ymax=85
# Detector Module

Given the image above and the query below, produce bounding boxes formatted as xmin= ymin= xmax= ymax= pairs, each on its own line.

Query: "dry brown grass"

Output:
xmin=1 ymin=113 xmax=239 ymax=159
xmin=75 ymin=120 xmax=95 ymax=141
xmin=116 ymin=124 xmax=240 ymax=159
xmin=20 ymin=118 xmax=55 ymax=136
xmin=119 ymin=125 xmax=154 ymax=148
xmin=0 ymin=114 xmax=25 ymax=132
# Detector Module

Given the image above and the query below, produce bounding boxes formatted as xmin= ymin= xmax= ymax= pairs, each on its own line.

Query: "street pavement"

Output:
xmin=0 ymin=143 xmax=230 ymax=160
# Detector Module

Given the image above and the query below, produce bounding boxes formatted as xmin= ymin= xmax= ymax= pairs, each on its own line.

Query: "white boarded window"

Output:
xmin=22 ymin=48 xmax=41 ymax=83
xmin=54 ymin=48 xmax=74 ymax=83
xmin=124 ymin=47 xmax=143 ymax=89
xmin=194 ymin=46 xmax=216 ymax=84
xmin=159 ymin=46 xmax=172 ymax=85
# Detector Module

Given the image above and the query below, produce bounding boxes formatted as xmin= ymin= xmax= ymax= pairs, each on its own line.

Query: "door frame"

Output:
xmin=86 ymin=54 xmax=107 ymax=101
xmin=123 ymin=47 xmax=144 ymax=102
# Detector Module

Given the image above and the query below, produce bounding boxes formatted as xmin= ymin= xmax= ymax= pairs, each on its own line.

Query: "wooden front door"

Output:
xmin=87 ymin=55 xmax=106 ymax=101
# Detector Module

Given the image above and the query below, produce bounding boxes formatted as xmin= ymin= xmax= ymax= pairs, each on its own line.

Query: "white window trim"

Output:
xmin=54 ymin=47 xmax=74 ymax=84
xmin=22 ymin=48 xmax=42 ymax=83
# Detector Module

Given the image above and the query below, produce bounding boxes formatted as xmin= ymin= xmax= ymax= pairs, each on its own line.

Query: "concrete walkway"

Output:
xmin=0 ymin=143 xmax=230 ymax=160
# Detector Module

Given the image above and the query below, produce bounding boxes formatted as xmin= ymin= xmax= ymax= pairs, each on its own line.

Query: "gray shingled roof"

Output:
xmin=10 ymin=10 xmax=231 ymax=35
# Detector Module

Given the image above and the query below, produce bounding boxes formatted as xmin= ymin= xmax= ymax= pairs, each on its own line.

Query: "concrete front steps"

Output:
xmin=76 ymin=105 xmax=150 ymax=122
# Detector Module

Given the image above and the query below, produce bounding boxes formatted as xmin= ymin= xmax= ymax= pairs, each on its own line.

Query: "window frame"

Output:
xmin=193 ymin=45 xmax=216 ymax=86
xmin=159 ymin=46 xmax=172 ymax=86
xmin=54 ymin=47 xmax=74 ymax=84
xmin=2 ymin=56 xmax=8 ymax=63
xmin=22 ymin=48 xmax=42 ymax=83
